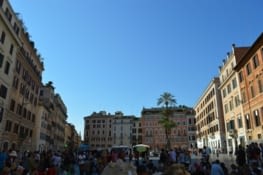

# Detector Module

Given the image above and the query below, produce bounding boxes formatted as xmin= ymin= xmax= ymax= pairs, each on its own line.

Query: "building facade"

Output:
xmin=235 ymin=33 xmax=263 ymax=143
xmin=195 ymin=77 xmax=226 ymax=153
xmin=131 ymin=117 xmax=142 ymax=146
xmin=0 ymin=0 xmax=79 ymax=152
xmin=218 ymin=45 xmax=249 ymax=154
xmin=84 ymin=111 xmax=137 ymax=150
xmin=0 ymin=0 xmax=44 ymax=152
xmin=65 ymin=123 xmax=80 ymax=151
xmin=84 ymin=111 xmax=114 ymax=150
xmin=141 ymin=107 xmax=194 ymax=151
xmin=187 ymin=112 xmax=197 ymax=150
xmin=36 ymin=82 xmax=55 ymax=151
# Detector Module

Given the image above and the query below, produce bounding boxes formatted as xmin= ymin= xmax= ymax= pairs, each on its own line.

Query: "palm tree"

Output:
xmin=157 ymin=92 xmax=177 ymax=108
xmin=157 ymin=92 xmax=177 ymax=150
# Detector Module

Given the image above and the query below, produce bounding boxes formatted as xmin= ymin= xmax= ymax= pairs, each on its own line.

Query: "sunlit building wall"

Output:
xmin=195 ymin=78 xmax=226 ymax=153
xmin=52 ymin=93 xmax=67 ymax=151
xmin=0 ymin=0 xmax=44 ymax=152
xmin=84 ymin=111 xmax=114 ymax=150
xmin=112 ymin=111 xmax=134 ymax=147
xmin=36 ymin=83 xmax=55 ymax=151
xmin=218 ymin=45 xmax=249 ymax=154
xmin=0 ymin=0 xmax=21 ymax=149
xmin=235 ymin=33 xmax=263 ymax=143
xmin=141 ymin=107 xmax=193 ymax=150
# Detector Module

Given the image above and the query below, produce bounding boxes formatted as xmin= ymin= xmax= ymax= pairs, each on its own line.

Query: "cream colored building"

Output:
xmin=0 ymin=0 xmax=22 ymax=148
xmin=218 ymin=45 xmax=249 ymax=154
xmin=52 ymin=93 xmax=67 ymax=151
xmin=195 ymin=77 xmax=226 ymax=153
xmin=0 ymin=0 xmax=44 ymax=151
xmin=65 ymin=123 xmax=80 ymax=151
xmin=112 ymin=111 xmax=134 ymax=147
xmin=36 ymin=83 xmax=55 ymax=151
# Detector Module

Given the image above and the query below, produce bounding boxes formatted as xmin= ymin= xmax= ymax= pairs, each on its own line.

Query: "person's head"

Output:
xmin=9 ymin=150 xmax=18 ymax=158
xmin=163 ymin=164 xmax=190 ymax=175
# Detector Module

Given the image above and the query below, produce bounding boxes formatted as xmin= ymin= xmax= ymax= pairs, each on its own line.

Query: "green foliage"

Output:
xmin=157 ymin=92 xmax=177 ymax=108
xmin=157 ymin=92 xmax=177 ymax=149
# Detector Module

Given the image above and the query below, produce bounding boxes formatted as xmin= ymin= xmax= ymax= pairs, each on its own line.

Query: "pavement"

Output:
xmin=209 ymin=153 xmax=236 ymax=170
xmin=71 ymin=154 xmax=237 ymax=174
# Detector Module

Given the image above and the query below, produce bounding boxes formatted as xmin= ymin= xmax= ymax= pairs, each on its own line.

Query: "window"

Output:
xmin=222 ymin=88 xmax=226 ymax=98
xmin=0 ymin=106 xmax=3 ymax=122
xmin=9 ymin=44 xmax=14 ymax=55
xmin=229 ymin=100 xmax=233 ymax=111
xmin=15 ymin=60 xmax=21 ymax=74
xmin=189 ymin=118 xmax=192 ymax=124
xmin=12 ymin=76 xmax=19 ymax=89
xmin=250 ymin=85 xmax=255 ymax=98
xmin=229 ymin=120 xmax=235 ymax=130
xmin=4 ymin=8 xmax=12 ymax=22
xmin=241 ymin=88 xmax=247 ymax=103
xmin=224 ymin=104 xmax=229 ymax=114
xmin=234 ymin=95 xmax=241 ymax=107
xmin=245 ymin=114 xmax=251 ymax=129
xmin=9 ymin=99 xmax=15 ymax=112
xmin=0 ymin=84 xmax=7 ymax=99
xmin=237 ymin=115 xmax=243 ymax=128
xmin=0 ymin=31 xmax=5 ymax=44
xmin=258 ymin=79 xmax=263 ymax=93
xmin=22 ymin=108 xmax=27 ymax=118
xmin=232 ymin=78 xmax=237 ymax=89
xmin=246 ymin=63 xmax=252 ymax=75
xmin=4 ymin=61 xmax=10 ymax=75
xmin=238 ymin=71 xmax=243 ymax=82
xmin=252 ymin=54 xmax=259 ymax=69
xmin=0 ymin=52 xmax=3 ymax=68
xmin=227 ymin=84 xmax=232 ymax=94
xmin=5 ymin=120 xmax=12 ymax=132
xmin=254 ymin=110 xmax=261 ymax=127
xmin=13 ymin=123 xmax=19 ymax=134
xmin=19 ymin=126 xmax=25 ymax=138
xmin=13 ymin=23 xmax=20 ymax=35
xmin=32 ymin=114 xmax=35 ymax=123
xmin=16 ymin=104 xmax=22 ymax=115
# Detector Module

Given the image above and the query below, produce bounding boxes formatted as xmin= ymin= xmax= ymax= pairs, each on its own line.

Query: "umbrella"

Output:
xmin=133 ymin=144 xmax=150 ymax=153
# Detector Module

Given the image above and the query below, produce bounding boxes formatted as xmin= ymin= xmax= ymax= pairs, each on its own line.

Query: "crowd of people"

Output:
xmin=0 ymin=142 xmax=263 ymax=175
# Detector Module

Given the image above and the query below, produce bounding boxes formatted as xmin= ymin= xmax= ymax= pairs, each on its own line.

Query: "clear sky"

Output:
xmin=9 ymin=0 xmax=263 ymax=136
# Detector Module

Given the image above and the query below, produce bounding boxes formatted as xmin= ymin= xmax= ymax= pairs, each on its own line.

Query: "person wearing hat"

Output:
xmin=7 ymin=150 xmax=20 ymax=174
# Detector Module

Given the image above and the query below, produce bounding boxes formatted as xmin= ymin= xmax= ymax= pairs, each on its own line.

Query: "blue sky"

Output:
xmin=9 ymin=0 xmax=263 ymax=135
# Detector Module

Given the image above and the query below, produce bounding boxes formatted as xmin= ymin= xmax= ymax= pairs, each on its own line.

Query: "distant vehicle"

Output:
xmin=110 ymin=145 xmax=131 ymax=160
xmin=133 ymin=144 xmax=150 ymax=159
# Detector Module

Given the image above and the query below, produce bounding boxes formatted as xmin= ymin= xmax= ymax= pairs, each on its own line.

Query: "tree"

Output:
xmin=157 ymin=92 xmax=177 ymax=108
xmin=157 ymin=92 xmax=177 ymax=150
